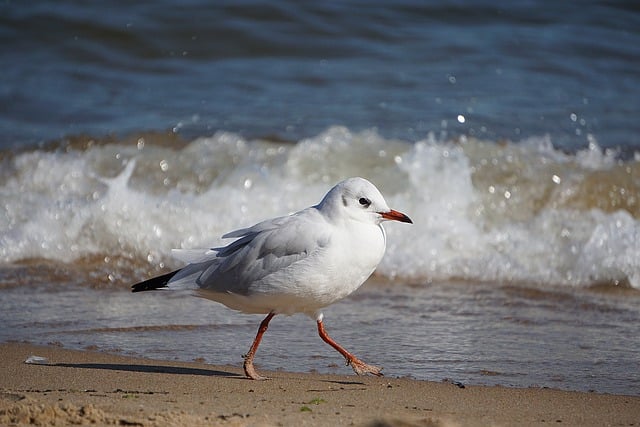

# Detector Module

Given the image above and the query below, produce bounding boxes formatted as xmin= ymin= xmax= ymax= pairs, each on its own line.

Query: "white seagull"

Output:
xmin=132 ymin=177 xmax=412 ymax=380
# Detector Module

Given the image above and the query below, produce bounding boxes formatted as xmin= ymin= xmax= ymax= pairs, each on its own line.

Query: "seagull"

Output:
xmin=131 ymin=177 xmax=412 ymax=380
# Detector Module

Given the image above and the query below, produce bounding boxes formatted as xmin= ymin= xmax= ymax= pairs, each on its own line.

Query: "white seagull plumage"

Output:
xmin=132 ymin=177 xmax=412 ymax=380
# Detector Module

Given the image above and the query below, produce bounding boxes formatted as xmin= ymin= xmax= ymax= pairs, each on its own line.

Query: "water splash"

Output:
xmin=1 ymin=127 xmax=639 ymax=288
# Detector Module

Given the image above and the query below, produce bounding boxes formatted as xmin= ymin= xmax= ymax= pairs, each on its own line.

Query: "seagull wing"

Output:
xmin=167 ymin=208 xmax=331 ymax=295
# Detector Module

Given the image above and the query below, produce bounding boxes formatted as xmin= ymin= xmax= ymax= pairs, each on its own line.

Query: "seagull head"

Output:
xmin=317 ymin=177 xmax=413 ymax=225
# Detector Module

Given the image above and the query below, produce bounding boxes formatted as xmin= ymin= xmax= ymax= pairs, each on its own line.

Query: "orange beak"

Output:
xmin=380 ymin=209 xmax=413 ymax=224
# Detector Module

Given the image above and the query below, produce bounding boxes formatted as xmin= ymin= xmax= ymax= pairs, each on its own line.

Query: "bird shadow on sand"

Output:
xmin=53 ymin=362 xmax=241 ymax=378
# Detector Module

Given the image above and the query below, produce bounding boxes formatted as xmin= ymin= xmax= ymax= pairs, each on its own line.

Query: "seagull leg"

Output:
xmin=316 ymin=319 xmax=383 ymax=377
xmin=243 ymin=312 xmax=276 ymax=380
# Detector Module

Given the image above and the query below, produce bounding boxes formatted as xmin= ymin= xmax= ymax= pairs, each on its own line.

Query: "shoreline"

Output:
xmin=1 ymin=343 xmax=639 ymax=426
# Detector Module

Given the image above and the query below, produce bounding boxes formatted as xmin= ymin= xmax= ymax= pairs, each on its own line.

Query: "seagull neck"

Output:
xmin=314 ymin=202 xmax=344 ymax=224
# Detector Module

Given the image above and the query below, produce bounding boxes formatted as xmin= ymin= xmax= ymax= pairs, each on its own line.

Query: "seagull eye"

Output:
xmin=358 ymin=197 xmax=371 ymax=208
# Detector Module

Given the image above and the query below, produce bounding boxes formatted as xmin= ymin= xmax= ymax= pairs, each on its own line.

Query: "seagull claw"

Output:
xmin=346 ymin=357 xmax=383 ymax=377
xmin=243 ymin=358 xmax=270 ymax=381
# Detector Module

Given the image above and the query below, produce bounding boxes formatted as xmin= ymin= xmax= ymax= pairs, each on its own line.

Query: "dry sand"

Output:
xmin=0 ymin=342 xmax=638 ymax=426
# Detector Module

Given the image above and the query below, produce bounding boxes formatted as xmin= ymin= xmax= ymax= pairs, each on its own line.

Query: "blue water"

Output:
xmin=2 ymin=1 xmax=639 ymax=153
xmin=1 ymin=1 xmax=640 ymax=396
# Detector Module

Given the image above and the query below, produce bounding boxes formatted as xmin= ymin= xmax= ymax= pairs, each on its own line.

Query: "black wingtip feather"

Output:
xmin=131 ymin=270 xmax=180 ymax=293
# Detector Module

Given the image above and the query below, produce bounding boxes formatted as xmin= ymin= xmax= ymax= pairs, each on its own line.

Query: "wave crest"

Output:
xmin=1 ymin=127 xmax=639 ymax=288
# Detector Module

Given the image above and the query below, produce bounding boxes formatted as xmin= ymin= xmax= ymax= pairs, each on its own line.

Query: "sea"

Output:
xmin=1 ymin=1 xmax=639 ymax=396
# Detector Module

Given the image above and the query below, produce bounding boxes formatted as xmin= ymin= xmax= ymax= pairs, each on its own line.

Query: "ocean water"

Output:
xmin=1 ymin=1 xmax=640 ymax=395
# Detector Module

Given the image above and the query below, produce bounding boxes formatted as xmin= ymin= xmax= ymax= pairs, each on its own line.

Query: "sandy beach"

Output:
xmin=0 ymin=343 xmax=638 ymax=426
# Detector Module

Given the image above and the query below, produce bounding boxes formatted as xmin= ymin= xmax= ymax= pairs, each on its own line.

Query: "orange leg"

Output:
xmin=316 ymin=319 xmax=383 ymax=377
xmin=243 ymin=312 xmax=276 ymax=380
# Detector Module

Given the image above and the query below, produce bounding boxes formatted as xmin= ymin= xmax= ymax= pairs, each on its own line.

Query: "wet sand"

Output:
xmin=1 ymin=342 xmax=638 ymax=426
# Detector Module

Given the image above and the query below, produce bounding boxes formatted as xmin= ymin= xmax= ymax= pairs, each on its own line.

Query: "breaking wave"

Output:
xmin=1 ymin=127 xmax=639 ymax=288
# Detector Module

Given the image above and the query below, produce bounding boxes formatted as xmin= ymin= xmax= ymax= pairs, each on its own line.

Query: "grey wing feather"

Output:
xmin=169 ymin=209 xmax=330 ymax=295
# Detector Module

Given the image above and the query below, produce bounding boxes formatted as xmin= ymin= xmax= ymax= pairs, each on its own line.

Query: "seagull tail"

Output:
xmin=131 ymin=270 xmax=180 ymax=293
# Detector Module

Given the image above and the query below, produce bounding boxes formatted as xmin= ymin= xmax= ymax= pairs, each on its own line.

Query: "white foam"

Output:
xmin=2 ymin=127 xmax=639 ymax=288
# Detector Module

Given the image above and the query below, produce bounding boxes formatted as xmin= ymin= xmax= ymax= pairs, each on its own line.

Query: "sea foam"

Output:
xmin=1 ymin=127 xmax=639 ymax=288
